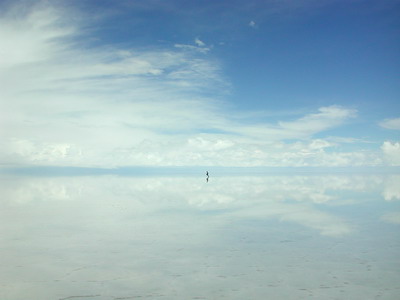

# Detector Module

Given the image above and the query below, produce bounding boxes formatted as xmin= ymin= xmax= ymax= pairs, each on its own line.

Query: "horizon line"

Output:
xmin=1 ymin=165 xmax=399 ymax=177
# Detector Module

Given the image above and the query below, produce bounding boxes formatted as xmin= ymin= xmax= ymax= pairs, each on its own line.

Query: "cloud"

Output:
xmin=0 ymin=4 xmax=75 ymax=66
xmin=204 ymin=105 xmax=357 ymax=143
xmin=0 ymin=2 xmax=224 ymax=166
xmin=0 ymin=1 xmax=387 ymax=168
xmin=278 ymin=106 xmax=357 ymax=137
xmin=381 ymin=141 xmax=400 ymax=166
xmin=248 ymin=20 xmax=257 ymax=28
xmin=174 ymin=38 xmax=210 ymax=53
xmin=382 ymin=175 xmax=400 ymax=201
xmin=194 ymin=38 xmax=205 ymax=47
xmin=379 ymin=118 xmax=400 ymax=130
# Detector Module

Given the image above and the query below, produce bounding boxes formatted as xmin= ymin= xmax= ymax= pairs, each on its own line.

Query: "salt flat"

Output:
xmin=1 ymin=174 xmax=399 ymax=300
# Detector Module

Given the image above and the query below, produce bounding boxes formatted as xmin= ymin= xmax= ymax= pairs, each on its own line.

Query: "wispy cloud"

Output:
xmin=174 ymin=42 xmax=211 ymax=54
xmin=379 ymin=118 xmax=400 ymax=130
xmin=0 ymin=1 xmax=389 ymax=168
xmin=0 ymin=3 xmax=224 ymax=165
xmin=194 ymin=38 xmax=206 ymax=47
xmin=248 ymin=20 xmax=258 ymax=28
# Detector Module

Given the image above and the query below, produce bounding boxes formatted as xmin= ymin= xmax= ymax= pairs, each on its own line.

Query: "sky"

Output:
xmin=0 ymin=0 xmax=399 ymax=168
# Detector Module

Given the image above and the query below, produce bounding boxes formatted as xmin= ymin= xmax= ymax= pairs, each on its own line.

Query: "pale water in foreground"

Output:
xmin=1 ymin=173 xmax=399 ymax=300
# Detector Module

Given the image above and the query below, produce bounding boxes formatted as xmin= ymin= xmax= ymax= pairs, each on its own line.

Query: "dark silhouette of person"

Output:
xmin=206 ymin=171 xmax=209 ymax=177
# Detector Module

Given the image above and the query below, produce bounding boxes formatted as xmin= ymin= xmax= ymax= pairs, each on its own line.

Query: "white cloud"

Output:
xmin=0 ymin=3 xmax=225 ymax=166
xmin=0 ymin=2 xmax=388 ymax=168
xmin=278 ymin=106 xmax=357 ymax=137
xmin=174 ymin=43 xmax=210 ymax=53
xmin=0 ymin=5 xmax=75 ymax=67
xmin=381 ymin=141 xmax=400 ymax=166
xmin=79 ymin=137 xmax=380 ymax=167
xmin=194 ymin=38 xmax=205 ymax=47
xmin=382 ymin=175 xmax=400 ymax=201
xmin=206 ymin=105 xmax=358 ymax=143
xmin=249 ymin=20 xmax=257 ymax=28
xmin=379 ymin=118 xmax=400 ymax=130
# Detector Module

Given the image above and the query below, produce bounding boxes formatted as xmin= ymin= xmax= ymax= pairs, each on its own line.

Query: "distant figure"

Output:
xmin=206 ymin=171 xmax=209 ymax=177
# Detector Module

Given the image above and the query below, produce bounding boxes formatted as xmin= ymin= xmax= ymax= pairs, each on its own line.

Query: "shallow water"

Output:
xmin=1 ymin=174 xmax=399 ymax=299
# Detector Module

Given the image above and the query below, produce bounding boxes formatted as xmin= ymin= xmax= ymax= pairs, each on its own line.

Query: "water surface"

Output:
xmin=1 ymin=174 xmax=399 ymax=299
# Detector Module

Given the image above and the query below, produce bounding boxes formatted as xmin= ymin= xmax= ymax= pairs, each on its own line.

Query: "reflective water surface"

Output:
xmin=1 ymin=174 xmax=400 ymax=300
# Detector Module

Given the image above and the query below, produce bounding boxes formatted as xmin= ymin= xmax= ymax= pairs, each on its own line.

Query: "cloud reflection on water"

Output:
xmin=1 ymin=174 xmax=399 ymax=300
xmin=0 ymin=174 xmax=393 ymax=237
xmin=383 ymin=175 xmax=400 ymax=201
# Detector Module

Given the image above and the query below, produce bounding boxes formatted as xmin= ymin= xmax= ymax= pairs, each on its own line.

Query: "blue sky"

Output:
xmin=0 ymin=0 xmax=399 ymax=167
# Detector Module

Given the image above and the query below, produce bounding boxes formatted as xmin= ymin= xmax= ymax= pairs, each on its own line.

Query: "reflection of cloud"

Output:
xmin=0 ymin=176 xmax=80 ymax=205
xmin=2 ymin=174 xmax=384 ymax=237
xmin=279 ymin=206 xmax=352 ymax=236
xmin=2 ymin=173 xmax=396 ymax=299
xmin=383 ymin=175 xmax=400 ymax=201
xmin=381 ymin=212 xmax=400 ymax=224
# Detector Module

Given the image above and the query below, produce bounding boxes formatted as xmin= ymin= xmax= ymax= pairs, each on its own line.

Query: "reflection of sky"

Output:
xmin=383 ymin=175 xmax=400 ymax=202
xmin=1 ymin=174 xmax=399 ymax=299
